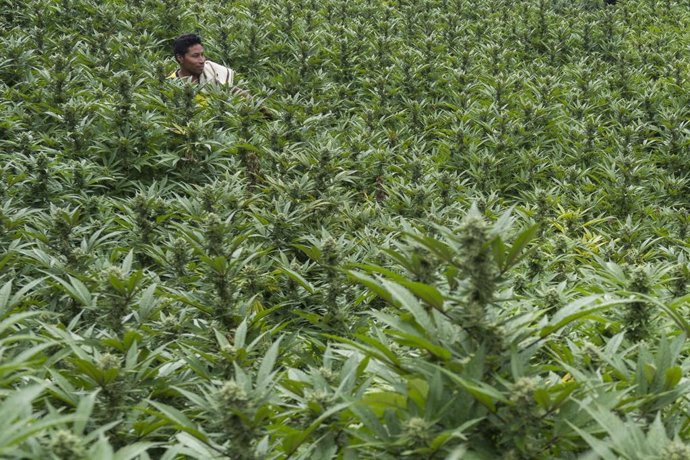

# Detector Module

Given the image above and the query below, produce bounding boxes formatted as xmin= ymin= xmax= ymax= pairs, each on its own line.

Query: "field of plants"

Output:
xmin=2 ymin=0 xmax=690 ymax=458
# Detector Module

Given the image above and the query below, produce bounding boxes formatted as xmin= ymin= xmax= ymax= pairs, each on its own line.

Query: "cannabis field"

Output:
xmin=3 ymin=0 xmax=690 ymax=458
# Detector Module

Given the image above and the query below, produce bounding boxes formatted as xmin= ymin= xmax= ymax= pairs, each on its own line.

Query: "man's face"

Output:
xmin=177 ymin=44 xmax=206 ymax=76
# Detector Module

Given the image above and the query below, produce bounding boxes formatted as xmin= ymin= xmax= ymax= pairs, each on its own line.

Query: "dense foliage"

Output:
xmin=2 ymin=0 xmax=690 ymax=458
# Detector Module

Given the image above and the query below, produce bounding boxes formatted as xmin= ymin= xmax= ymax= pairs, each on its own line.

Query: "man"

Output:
xmin=170 ymin=33 xmax=274 ymax=119
xmin=170 ymin=33 xmax=251 ymax=99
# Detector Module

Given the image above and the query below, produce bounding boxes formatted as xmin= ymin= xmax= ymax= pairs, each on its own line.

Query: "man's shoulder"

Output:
xmin=203 ymin=60 xmax=234 ymax=86
xmin=205 ymin=60 xmax=232 ymax=72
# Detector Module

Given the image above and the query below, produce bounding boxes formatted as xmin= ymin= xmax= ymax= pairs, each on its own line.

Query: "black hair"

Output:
xmin=172 ymin=33 xmax=202 ymax=58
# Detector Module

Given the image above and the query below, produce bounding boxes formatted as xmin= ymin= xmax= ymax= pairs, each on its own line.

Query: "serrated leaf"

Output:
xmin=540 ymin=296 xmax=630 ymax=338
xmin=113 ymin=443 xmax=156 ymax=460
xmin=324 ymin=333 xmax=401 ymax=367
xmin=350 ymin=404 xmax=390 ymax=440
xmin=0 ymin=281 xmax=12 ymax=315
xmin=503 ymin=224 xmax=539 ymax=271
xmin=664 ymin=366 xmax=682 ymax=389
xmin=235 ymin=318 xmax=248 ymax=348
xmin=147 ymin=400 xmax=208 ymax=442
xmin=278 ymin=266 xmax=314 ymax=293
xmin=347 ymin=270 xmax=393 ymax=303
xmin=534 ymin=388 xmax=550 ymax=409
xmin=122 ymin=250 xmax=134 ymax=273
xmin=256 ymin=336 xmax=282 ymax=392
xmin=399 ymin=279 xmax=445 ymax=310
xmin=437 ymin=367 xmax=506 ymax=412
xmin=9 ymin=277 xmax=46 ymax=309
xmin=381 ymin=279 xmax=434 ymax=333
xmin=51 ymin=275 xmax=92 ymax=306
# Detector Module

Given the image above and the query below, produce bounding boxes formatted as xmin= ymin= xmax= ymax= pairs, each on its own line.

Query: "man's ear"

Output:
xmin=175 ymin=54 xmax=182 ymax=63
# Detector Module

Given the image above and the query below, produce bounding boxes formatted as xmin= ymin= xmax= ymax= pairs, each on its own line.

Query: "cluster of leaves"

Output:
xmin=2 ymin=0 xmax=690 ymax=458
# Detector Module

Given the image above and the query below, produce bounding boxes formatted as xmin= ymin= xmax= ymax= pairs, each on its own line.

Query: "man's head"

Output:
xmin=173 ymin=33 xmax=205 ymax=77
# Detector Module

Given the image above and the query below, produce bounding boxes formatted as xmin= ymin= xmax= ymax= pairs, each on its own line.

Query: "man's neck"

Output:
xmin=177 ymin=68 xmax=200 ymax=83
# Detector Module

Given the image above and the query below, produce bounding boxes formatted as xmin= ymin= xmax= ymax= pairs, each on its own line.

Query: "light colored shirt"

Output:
xmin=167 ymin=60 xmax=235 ymax=86
xmin=199 ymin=60 xmax=235 ymax=86
xmin=167 ymin=60 xmax=258 ymax=111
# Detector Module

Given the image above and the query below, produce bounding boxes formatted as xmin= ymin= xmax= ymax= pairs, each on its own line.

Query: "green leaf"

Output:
xmin=171 ymin=386 xmax=209 ymax=408
xmin=74 ymin=392 xmax=98 ymax=435
xmin=445 ymin=444 xmax=469 ymax=460
xmin=568 ymin=422 xmax=617 ymax=460
xmin=491 ymin=237 xmax=507 ymax=272
xmin=539 ymin=296 xmax=630 ymax=338
xmin=347 ymin=270 xmax=393 ymax=303
xmin=0 ymin=415 xmax=82 ymax=451
xmin=283 ymin=402 xmax=352 ymax=454
xmin=51 ymin=275 xmax=92 ymax=306
xmin=502 ymin=224 xmax=539 ymax=271
xmin=399 ymin=280 xmax=445 ymax=310
xmin=137 ymin=284 xmax=158 ymax=321
xmin=0 ymin=280 xmax=12 ymax=315
xmin=405 ymin=232 xmax=455 ymax=262
xmin=174 ymin=432 xmax=218 ymax=458
xmin=88 ymin=436 xmax=115 ymax=460
xmin=292 ymin=243 xmax=322 ymax=261
xmin=9 ymin=277 xmax=46 ymax=309
xmin=324 ymin=333 xmax=401 ymax=367
xmin=350 ymin=404 xmax=390 ymax=440
xmin=125 ymin=340 xmax=139 ymax=371
xmin=381 ymin=279 xmax=434 ymax=333
xmin=146 ymin=400 xmax=208 ymax=442
xmin=0 ymin=386 xmax=83 ymax=449
xmin=235 ymin=319 xmax=248 ymax=348
xmin=387 ymin=329 xmax=451 ymax=361
xmin=0 ymin=385 xmax=44 ymax=430
xmin=643 ymin=361 xmax=657 ymax=386
xmin=277 ymin=266 xmax=315 ymax=293
xmin=256 ymin=336 xmax=282 ymax=393
xmin=637 ymin=292 xmax=690 ymax=335
xmin=164 ymin=290 xmax=213 ymax=314
xmin=351 ymin=263 xmax=445 ymax=310
xmin=0 ymin=311 xmax=40 ymax=336
xmin=534 ymin=388 xmax=551 ymax=409
xmin=664 ymin=366 xmax=682 ymax=390
xmin=233 ymin=142 xmax=262 ymax=154
xmin=113 ymin=443 xmax=156 ymax=460
xmin=437 ymin=367 xmax=506 ymax=412
xmin=361 ymin=391 xmax=406 ymax=417
xmin=122 ymin=250 xmax=134 ymax=273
